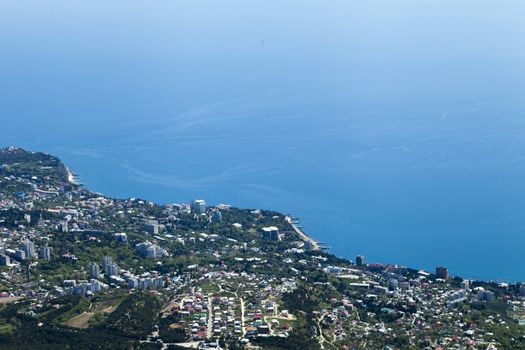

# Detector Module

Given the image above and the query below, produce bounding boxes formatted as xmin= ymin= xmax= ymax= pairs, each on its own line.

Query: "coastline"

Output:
xmin=65 ymin=166 xmax=80 ymax=185
xmin=55 ymin=155 xmax=517 ymax=283
xmin=285 ymin=216 xmax=321 ymax=251
xmin=4 ymin=146 xmax=522 ymax=282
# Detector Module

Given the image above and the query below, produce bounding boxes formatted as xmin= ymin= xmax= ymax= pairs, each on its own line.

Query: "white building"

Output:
xmin=144 ymin=221 xmax=159 ymax=235
xmin=66 ymin=279 xmax=108 ymax=295
xmin=128 ymin=278 xmax=139 ymax=289
xmin=138 ymin=276 xmax=164 ymax=290
xmin=102 ymin=256 xmax=118 ymax=276
xmin=89 ymin=262 xmax=100 ymax=279
xmin=39 ymin=246 xmax=52 ymax=260
xmin=0 ymin=254 xmax=10 ymax=266
xmin=22 ymin=239 xmax=35 ymax=258
xmin=114 ymin=232 xmax=128 ymax=242
xmin=106 ymin=263 xmax=119 ymax=277
xmin=476 ymin=290 xmax=495 ymax=302
xmin=135 ymin=241 xmax=167 ymax=259
xmin=102 ymin=256 xmax=112 ymax=273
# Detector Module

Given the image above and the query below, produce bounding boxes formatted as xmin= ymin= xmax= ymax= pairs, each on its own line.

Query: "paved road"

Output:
xmin=207 ymin=296 xmax=213 ymax=339
xmin=240 ymin=297 xmax=246 ymax=336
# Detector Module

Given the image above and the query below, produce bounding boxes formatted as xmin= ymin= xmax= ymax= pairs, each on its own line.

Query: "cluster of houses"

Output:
xmin=172 ymin=292 xmax=211 ymax=341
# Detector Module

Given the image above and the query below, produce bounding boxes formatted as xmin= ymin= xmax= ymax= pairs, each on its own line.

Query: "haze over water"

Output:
xmin=1 ymin=0 xmax=525 ymax=280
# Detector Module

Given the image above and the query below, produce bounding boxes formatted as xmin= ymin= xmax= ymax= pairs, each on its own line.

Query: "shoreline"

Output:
xmin=5 ymin=146 xmax=524 ymax=282
xmin=53 ymin=154 xmax=520 ymax=283
xmin=285 ymin=216 xmax=321 ymax=251
xmin=65 ymin=166 xmax=80 ymax=185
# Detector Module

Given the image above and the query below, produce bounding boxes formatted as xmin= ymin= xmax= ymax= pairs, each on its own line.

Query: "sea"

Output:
xmin=1 ymin=0 xmax=525 ymax=281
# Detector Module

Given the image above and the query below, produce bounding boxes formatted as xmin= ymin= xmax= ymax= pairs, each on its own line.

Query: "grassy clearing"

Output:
xmin=63 ymin=312 xmax=95 ymax=329
xmin=0 ymin=322 xmax=14 ymax=334
xmin=200 ymin=282 xmax=220 ymax=294
xmin=62 ymin=296 xmax=124 ymax=329
xmin=0 ymin=297 xmax=23 ymax=304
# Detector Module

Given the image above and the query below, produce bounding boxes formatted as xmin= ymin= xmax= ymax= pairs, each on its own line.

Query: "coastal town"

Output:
xmin=2 ymin=147 xmax=525 ymax=350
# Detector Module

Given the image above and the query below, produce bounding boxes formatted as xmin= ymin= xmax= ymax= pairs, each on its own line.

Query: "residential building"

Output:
xmin=128 ymin=278 xmax=139 ymax=289
xmin=262 ymin=226 xmax=279 ymax=241
xmin=102 ymin=256 xmax=112 ymax=271
xmin=436 ymin=266 xmax=449 ymax=280
xmin=191 ymin=199 xmax=207 ymax=214
xmin=60 ymin=220 xmax=69 ymax=233
xmin=144 ymin=221 xmax=159 ymax=235
xmin=138 ymin=276 xmax=164 ymax=290
xmin=106 ymin=263 xmax=118 ymax=277
xmin=462 ymin=280 xmax=470 ymax=291
xmin=66 ymin=279 xmax=107 ymax=295
xmin=519 ymin=284 xmax=525 ymax=297
xmin=102 ymin=256 xmax=118 ymax=276
xmin=15 ymin=249 xmax=26 ymax=261
xmin=135 ymin=241 xmax=167 ymax=258
xmin=22 ymin=239 xmax=35 ymax=258
xmin=0 ymin=254 xmax=10 ymax=266
xmin=89 ymin=262 xmax=100 ymax=279
xmin=39 ymin=246 xmax=52 ymax=260
xmin=211 ymin=210 xmax=222 ymax=223
xmin=114 ymin=232 xmax=128 ymax=242
xmin=477 ymin=290 xmax=495 ymax=302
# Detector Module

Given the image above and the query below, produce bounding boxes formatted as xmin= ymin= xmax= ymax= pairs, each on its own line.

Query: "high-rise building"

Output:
xmin=106 ymin=263 xmax=118 ymax=277
xmin=476 ymin=290 xmax=495 ymax=302
xmin=60 ymin=220 xmax=69 ymax=233
xmin=356 ymin=255 xmax=365 ymax=267
xmin=144 ymin=221 xmax=159 ymax=235
xmin=191 ymin=199 xmax=207 ymax=214
xmin=0 ymin=254 xmax=10 ymax=266
xmin=89 ymin=279 xmax=102 ymax=292
xmin=461 ymin=280 xmax=470 ymax=291
xmin=15 ymin=249 xmax=26 ymax=261
xmin=128 ymin=278 xmax=139 ymax=289
xmin=519 ymin=284 xmax=525 ymax=297
xmin=135 ymin=241 xmax=167 ymax=258
xmin=436 ymin=266 xmax=449 ymax=280
xmin=138 ymin=276 xmax=164 ymax=290
xmin=39 ymin=246 xmax=52 ymax=260
xmin=65 ymin=279 xmax=108 ymax=295
xmin=262 ymin=227 xmax=280 ymax=241
xmin=22 ymin=239 xmax=35 ymax=258
xmin=89 ymin=262 xmax=100 ymax=279
xmin=102 ymin=256 xmax=113 ymax=275
xmin=210 ymin=209 xmax=222 ymax=223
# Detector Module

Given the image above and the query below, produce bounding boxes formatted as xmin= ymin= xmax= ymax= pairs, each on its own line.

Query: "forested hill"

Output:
xmin=0 ymin=147 xmax=69 ymax=185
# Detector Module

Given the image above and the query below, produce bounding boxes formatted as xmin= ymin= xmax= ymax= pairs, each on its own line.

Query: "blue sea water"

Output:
xmin=1 ymin=0 xmax=525 ymax=280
